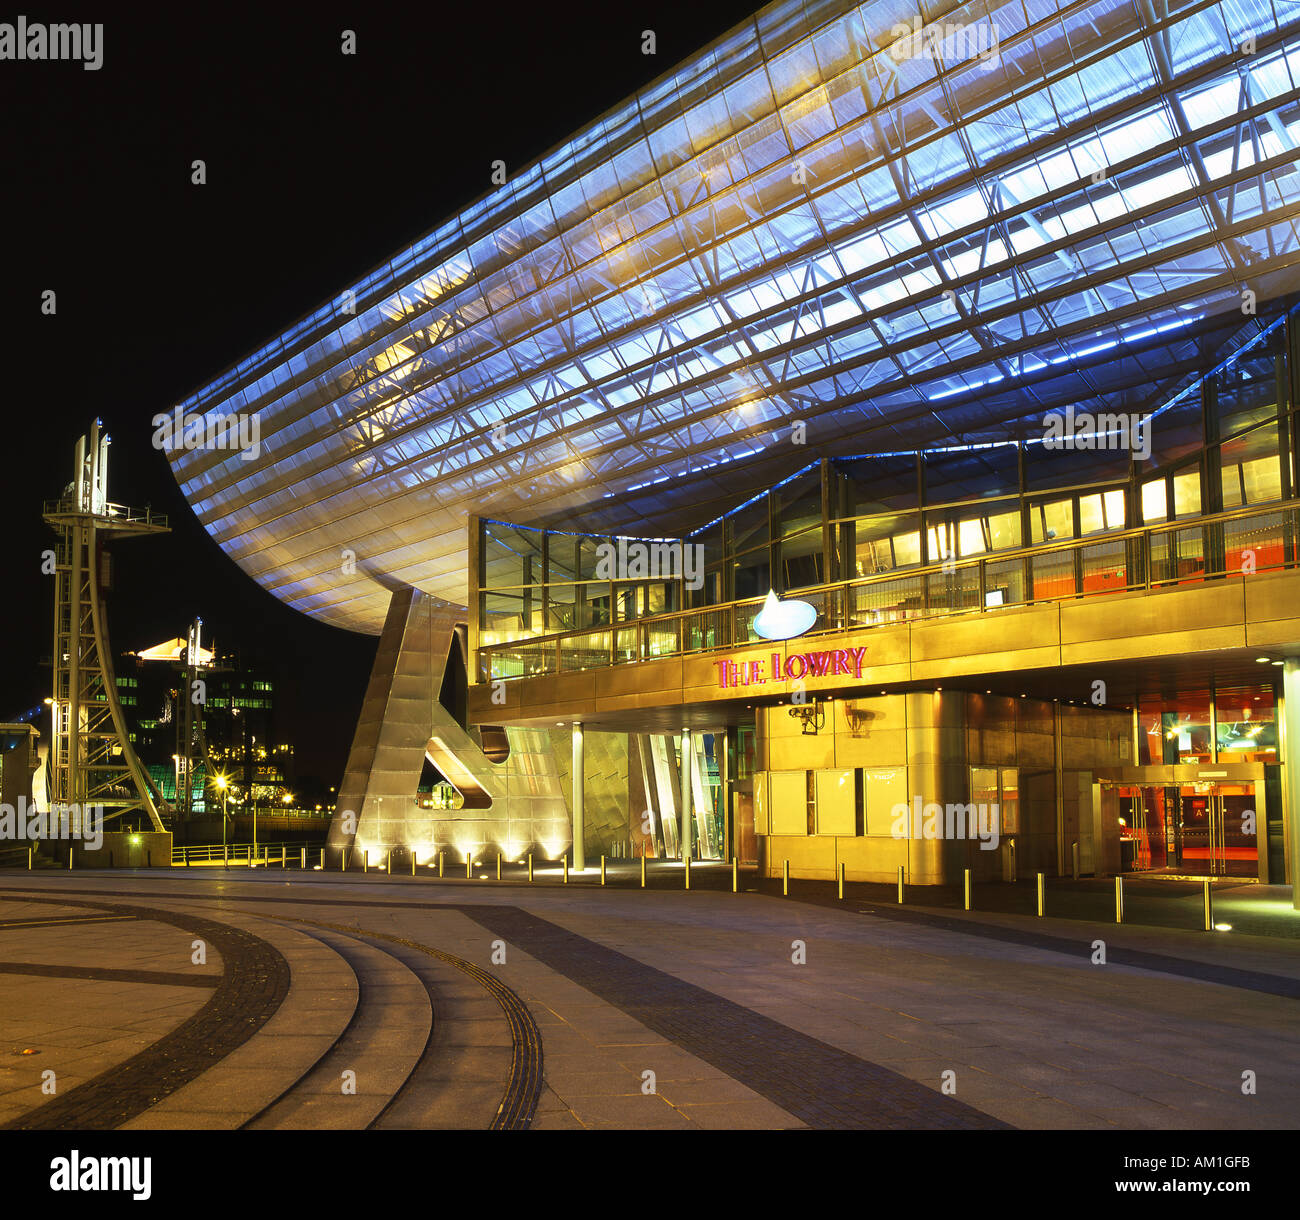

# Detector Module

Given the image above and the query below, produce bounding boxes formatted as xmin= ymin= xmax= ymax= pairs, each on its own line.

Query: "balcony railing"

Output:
xmin=476 ymin=501 xmax=1300 ymax=683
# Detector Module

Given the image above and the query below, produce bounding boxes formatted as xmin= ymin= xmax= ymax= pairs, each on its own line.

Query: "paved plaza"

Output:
xmin=1 ymin=868 xmax=1298 ymax=1130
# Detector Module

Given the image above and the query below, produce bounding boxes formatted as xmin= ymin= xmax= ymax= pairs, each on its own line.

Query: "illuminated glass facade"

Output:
xmin=170 ymin=0 xmax=1300 ymax=640
xmin=477 ymin=306 xmax=1300 ymax=679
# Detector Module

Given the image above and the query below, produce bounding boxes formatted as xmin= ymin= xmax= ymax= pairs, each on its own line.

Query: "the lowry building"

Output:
xmin=167 ymin=0 xmax=1300 ymax=899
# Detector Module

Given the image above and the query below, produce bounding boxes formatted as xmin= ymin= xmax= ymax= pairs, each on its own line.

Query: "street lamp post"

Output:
xmin=216 ymin=775 xmax=228 ymax=855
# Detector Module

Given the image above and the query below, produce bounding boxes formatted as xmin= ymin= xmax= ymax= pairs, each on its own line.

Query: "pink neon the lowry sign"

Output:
xmin=716 ymin=647 xmax=867 ymax=689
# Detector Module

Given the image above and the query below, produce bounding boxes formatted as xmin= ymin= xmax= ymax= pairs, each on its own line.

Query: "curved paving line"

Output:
xmin=251 ymin=913 xmax=542 ymax=1131
xmin=0 ymin=893 xmax=289 ymax=1131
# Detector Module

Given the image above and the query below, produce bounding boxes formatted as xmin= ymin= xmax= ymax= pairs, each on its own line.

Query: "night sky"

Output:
xmin=3 ymin=1 xmax=759 ymax=782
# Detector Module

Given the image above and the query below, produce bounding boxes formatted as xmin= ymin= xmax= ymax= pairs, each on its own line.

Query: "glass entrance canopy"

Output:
xmin=169 ymin=0 xmax=1300 ymax=635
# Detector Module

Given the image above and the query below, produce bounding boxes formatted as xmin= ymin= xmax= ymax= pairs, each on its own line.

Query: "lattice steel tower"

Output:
xmin=44 ymin=420 xmax=172 ymax=829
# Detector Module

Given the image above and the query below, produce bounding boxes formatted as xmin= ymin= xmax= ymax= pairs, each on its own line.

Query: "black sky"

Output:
xmin=2 ymin=0 xmax=760 ymax=780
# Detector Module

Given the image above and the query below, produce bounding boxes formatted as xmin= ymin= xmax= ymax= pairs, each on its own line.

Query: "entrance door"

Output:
xmin=1116 ymin=780 xmax=1258 ymax=877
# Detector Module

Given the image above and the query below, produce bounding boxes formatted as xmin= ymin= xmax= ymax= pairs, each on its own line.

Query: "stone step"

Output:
xmin=121 ymin=915 xmax=358 ymax=1130
xmin=245 ymin=928 xmax=432 ymax=1129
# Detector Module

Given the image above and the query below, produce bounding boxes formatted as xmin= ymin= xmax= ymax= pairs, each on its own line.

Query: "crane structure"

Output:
xmin=43 ymin=420 xmax=172 ymax=831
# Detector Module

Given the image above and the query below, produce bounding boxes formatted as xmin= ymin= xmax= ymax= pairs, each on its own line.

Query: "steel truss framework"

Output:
xmin=45 ymin=423 xmax=171 ymax=830
xmin=171 ymin=0 xmax=1300 ymax=636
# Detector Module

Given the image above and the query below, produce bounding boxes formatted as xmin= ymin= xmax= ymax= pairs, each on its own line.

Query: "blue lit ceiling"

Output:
xmin=169 ymin=0 xmax=1300 ymax=634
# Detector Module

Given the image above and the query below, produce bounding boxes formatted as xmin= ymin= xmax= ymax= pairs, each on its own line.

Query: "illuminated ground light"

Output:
xmin=1214 ymin=923 xmax=1233 ymax=932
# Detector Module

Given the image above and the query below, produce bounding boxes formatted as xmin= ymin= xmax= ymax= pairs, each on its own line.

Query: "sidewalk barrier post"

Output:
xmin=1071 ymin=841 xmax=1080 ymax=881
xmin=897 ymin=865 xmax=904 ymax=904
xmin=783 ymin=859 xmax=789 ymax=897
xmin=964 ymin=868 xmax=971 ymax=911
xmin=1009 ymin=837 xmax=1016 ymax=883
xmin=281 ymin=846 xmax=286 ymax=869
xmin=410 ymin=852 xmax=415 ymax=876
xmin=684 ymin=854 xmax=690 ymax=891
xmin=601 ymin=855 xmax=606 ymax=886
xmin=640 ymin=854 xmax=646 ymax=889
xmin=1203 ymin=880 xmax=1213 ymax=932
xmin=528 ymin=853 xmax=533 ymax=883
xmin=732 ymin=857 xmax=738 ymax=893
xmin=1115 ymin=875 xmax=1124 ymax=923
xmin=386 ymin=851 xmax=391 ymax=875
xmin=364 ymin=850 xmax=369 ymax=872
xmin=467 ymin=853 xmax=473 ymax=879
xmin=1036 ymin=872 xmax=1045 ymax=917
xmin=300 ymin=847 xmax=306 ymax=869
xmin=563 ymin=855 xmax=569 ymax=884
xmin=497 ymin=853 xmax=502 ymax=881
xmin=838 ymin=862 xmax=845 ymax=901
xmin=224 ymin=843 xmax=229 ymax=867
xmin=27 ymin=848 xmax=32 ymax=871
xmin=438 ymin=850 xmax=443 ymax=877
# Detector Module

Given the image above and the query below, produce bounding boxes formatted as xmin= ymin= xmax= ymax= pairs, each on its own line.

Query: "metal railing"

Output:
xmin=478 ymin=500 xmax=1298 ymax=682
xmin=172 ymin=841 xmax=326 ymax=867
xmin=41 ymin=498 xmax=168 ymax=527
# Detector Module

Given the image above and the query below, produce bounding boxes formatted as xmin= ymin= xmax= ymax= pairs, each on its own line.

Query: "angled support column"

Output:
xmin=330 ymin=586 xmax=568 ymax=868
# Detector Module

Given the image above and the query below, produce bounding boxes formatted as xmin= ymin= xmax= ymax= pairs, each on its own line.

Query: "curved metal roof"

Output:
xmin=169 ymin=0 xmax=1300 ymax=634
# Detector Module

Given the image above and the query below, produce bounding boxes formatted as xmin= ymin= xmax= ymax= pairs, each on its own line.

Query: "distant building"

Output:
xmin=116 ymin=648 xmax=295 ymax=815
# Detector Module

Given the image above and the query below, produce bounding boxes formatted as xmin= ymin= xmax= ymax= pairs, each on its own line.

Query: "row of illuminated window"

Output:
xmin=480 ymin=400 xmax=1290 ymax=637
xmin=756 ymin=766 xmax=1020 ymax=839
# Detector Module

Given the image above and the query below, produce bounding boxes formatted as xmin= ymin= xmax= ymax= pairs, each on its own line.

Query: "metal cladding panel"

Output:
xmin=170 ymin=0 xmax=1300 ymax=635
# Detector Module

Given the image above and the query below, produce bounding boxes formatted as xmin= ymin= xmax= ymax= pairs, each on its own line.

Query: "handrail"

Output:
xmin=477 ymin=499 xmax=1297 ymax=681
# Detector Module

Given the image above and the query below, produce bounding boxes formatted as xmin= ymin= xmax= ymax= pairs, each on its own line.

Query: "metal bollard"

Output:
xmin=1203 ymin=880 xmax=1213 ymax=931
xmin=601 ymin=855 xmax=606 ymax=886
xmin=466 ymin=853 xmax=473 ymax=879
xmin=1036 ymin=872 xmax=1045 ymax=917
xmin=528 ymin=853 xmax=533 ymax=883
xmin=563 ymin=856 xmax=569 ymax=884
xmin=225 ymin=843 xmax=229 ymax=868
xmin=364 ymin=850 xmax=369 ymax=872
xmin=438 ymin=850 xmax=444 ymax=877
xmin=301 ymin=847 xmax=306 ymax=869
xmin=411 ymin=852 xmax=415 ymax=876
xmin=837 ymin=862 xmax=845 ymax=901
xmin=1115 ymin=875 xmax=1124 ymax=923
xmin=640 ymin=854 xmax=646 ymax=889
xmin=1071 ymin=841 xmax=1080 ymax=881
xmin=497 ymin=853 xmax=502 ymax=881
xmin=684 ymin=854 xmax=690 ymax=891
xmin=27 ymin=847 xmax=32 ymax=871
xmin=69 ymin=847 xmax=73 ymax=870
xmin=897 ymin=865 xmax=904 ymax=903
xmin=782 ymin=859 xmax=789 ymax=897
xmin=386 ymin=851 xmax=391 ymax=875
xmin=964 ymin=868 xmax=971 ymax=911
xmin=732 ymin=857 xmax=738 ymax=894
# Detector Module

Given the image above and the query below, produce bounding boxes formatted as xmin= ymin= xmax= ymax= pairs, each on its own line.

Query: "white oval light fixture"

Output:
xmin=753 ymin=589 xmax=817 ymax=641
